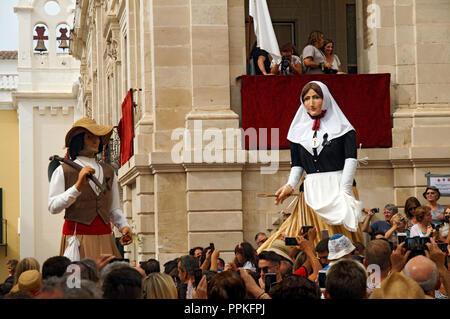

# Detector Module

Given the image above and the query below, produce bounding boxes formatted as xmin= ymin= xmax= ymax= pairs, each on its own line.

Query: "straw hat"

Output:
xmin=328 ymin=234 xmax=356 ymax=261
xmin=65 ymin=117 xmax=113 ymax=148
xmin=17 ymin=270 xmax=42 ymax=296
xmin=263 ymin=239 xmax=294 ymax=263
xmin=369 ymin=272 xmax=432 ymax=299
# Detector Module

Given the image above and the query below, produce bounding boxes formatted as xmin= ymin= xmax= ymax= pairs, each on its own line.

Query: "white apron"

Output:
xmin=303 ymin=171 xmax=362 ymax=232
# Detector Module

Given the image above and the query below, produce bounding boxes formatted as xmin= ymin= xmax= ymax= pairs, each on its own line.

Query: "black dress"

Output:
xmin=290 ymin=130 xmax=357 ymax=175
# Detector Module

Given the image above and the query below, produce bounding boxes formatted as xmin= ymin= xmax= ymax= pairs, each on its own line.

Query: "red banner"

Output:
xmin=241 ymin=74 xmax=392 ymax=149
xmin=117 ymin=89 xmax=134 ymax=166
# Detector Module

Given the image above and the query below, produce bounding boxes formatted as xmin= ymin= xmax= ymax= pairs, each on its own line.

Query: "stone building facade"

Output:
xmin=70 ymin=0 xmax=450 ymax=266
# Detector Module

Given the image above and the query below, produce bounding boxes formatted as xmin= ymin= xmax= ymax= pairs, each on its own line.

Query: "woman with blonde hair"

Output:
xmin=142 ymin=272 xmax=178 ymax=299
xmin=302 ymin=31 xmax=331 ymax=74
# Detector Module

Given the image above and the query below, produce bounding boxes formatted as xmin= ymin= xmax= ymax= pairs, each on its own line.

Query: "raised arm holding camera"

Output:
xmin=361 ymin=204 xmax=398 ymax=239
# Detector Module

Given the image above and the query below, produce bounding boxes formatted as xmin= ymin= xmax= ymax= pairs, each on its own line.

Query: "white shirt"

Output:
xmin=48 ymin=156 xmax=129 ymax=231
xmin=242 ymin=261 xmax=256 ymax=272
xmin=331 ymin=54 xmax=341 ymax=71
xmin=409 ymin=224 xmax=426 ymax=237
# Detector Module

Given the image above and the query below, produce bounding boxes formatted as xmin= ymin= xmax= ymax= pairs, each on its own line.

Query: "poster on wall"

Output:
xmin=426 ymin=173 xmax=450 ymax=196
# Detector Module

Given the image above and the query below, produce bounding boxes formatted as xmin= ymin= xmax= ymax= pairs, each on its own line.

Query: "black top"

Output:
xmin=252 ymin=47 xmax=271 ymax=75
xmin=290 ymin=130 xmax=357 ymax=174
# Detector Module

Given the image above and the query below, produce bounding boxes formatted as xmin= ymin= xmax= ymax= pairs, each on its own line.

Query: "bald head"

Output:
xmin=403 ymin=256 xmax=438 ymax=294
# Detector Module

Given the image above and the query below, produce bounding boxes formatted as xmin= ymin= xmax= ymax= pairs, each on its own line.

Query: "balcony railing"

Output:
xmin=0 ymin=74 xmax=18 ymax=90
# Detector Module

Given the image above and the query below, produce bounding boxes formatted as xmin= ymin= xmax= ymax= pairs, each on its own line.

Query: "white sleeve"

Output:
xmin=48 ymin=166 xmax=82 ymax=214
xmin=287 ymin=166 xmax=304 ymax=189
xmin=335 ymin=54 xmax=341 ymax=67
xmin=340 ymin=158 xmax=357 ymax=195
xmin=109 ymin=173 xmax=129 ymax=231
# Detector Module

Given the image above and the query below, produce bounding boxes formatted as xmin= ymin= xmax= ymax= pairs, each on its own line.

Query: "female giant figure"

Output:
xmin=259 ymin=81 xmax=364 ymax=251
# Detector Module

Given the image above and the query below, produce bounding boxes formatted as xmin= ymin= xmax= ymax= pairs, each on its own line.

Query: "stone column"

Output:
xmin=184 ymin=0 xmax=244 ymax=261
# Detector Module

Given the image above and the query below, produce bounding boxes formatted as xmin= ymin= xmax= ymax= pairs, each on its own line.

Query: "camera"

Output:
xmin=264 ymin=273 xmax=277 ymax=293
xmin=445 ymin=215 xmax=450 ymax=223
xmin=210 ymin=242 xmax=215 ymax=253
xmin=405 ymin=236 xmax=430 ymax=251
xmin=371 ymin=208 xmax=380 ymax=213
xmin=285 ymin=237 xmax=298 ymax=246
xmin=397 ymin=233 xmax=407 ymax=245
xmin=280 ymin=55 xmax=290 ymax=74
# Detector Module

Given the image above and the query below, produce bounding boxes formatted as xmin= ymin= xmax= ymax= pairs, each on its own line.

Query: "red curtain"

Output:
xmin=117 ymin=89 xmax=134 ymax=166
xmin=241 ymin=74 xmax=392 ymax=150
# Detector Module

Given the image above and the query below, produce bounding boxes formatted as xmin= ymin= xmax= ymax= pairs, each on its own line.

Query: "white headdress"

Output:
xmin=287 ymin=81 xmax=355 ymax=156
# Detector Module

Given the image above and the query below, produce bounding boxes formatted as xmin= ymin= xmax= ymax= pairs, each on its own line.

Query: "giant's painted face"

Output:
xmin=303 ymin=88 xmax=324 ymax=117
xmin=80 ymin=131 xmax=101 ymax=156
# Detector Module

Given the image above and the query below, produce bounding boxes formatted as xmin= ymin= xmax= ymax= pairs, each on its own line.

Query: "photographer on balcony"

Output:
xmin=270 ymin=43 xmax=302 ymax=75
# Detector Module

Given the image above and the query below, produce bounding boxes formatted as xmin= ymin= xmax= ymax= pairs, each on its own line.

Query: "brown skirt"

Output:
xmin=257 ymin=187 xmax=364 ymax=254
xmin=59 ymin=233 xmax=122 ymax=261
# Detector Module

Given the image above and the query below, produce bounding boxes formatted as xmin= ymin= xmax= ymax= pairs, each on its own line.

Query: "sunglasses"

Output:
xmin=426 ymin=192 xmax=437 ymax=195
xmin=408 ymin=207 xmax=418 ymax=211
xmin=259 ymin=266 xmax=275 ymax=274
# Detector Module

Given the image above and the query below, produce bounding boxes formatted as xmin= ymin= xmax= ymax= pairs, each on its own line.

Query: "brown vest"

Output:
xmin=62 ymin=162 xmax=115 ymax=226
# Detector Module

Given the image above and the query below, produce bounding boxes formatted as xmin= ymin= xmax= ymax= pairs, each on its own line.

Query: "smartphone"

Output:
xmin=321 ymin=230 xmax=329 ymax=240
xmin=210 ymin=242 xmax=215 ymax=253
xmin=285 ymin=237 xmax=298 ymax=246
xmin=302 ymin=226 xmax=314 ymax=240
xmin=318 ymin=270 xmax=327 ymax=289
xmin=397 ymin=233 xmax=407 ymax=246
xmin=264 ymin=273 xmax=277 ymax=293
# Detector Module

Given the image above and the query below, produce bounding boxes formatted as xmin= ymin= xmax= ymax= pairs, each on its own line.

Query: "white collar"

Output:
xmin=287 ymin=81 xmax=355 ymax=156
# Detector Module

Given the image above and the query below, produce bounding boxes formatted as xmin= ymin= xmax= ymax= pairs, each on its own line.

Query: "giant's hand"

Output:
xmin=120 ymin=226 xmax=133 ymax=246
xmin=275 ymin=184 xmax=293 ymax=205
xmin=75 ymin=166 xmax=96 ymax=191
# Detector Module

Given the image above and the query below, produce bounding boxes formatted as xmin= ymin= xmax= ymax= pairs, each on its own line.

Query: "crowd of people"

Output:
xmin=250 ymin=30 xmax=343 ymax=76
xmin=0 ymin=192 xmax=448 ymax=300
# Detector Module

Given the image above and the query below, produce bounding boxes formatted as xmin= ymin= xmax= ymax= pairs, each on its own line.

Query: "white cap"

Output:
xmin=328 ymin=234 xmax=356 ymax=261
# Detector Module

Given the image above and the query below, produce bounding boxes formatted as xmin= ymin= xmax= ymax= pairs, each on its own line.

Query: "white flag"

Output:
xmin=249 ymin=0 xmax=281 ymax=64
